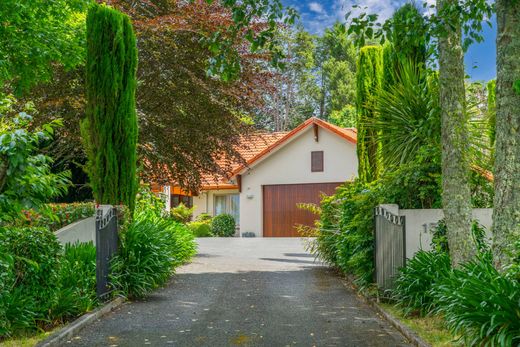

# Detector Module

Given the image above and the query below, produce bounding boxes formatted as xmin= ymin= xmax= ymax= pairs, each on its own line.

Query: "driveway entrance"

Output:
xmin=59 ymin=238 xmax=410 ymax=346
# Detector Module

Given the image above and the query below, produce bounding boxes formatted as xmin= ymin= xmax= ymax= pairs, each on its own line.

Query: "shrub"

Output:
xmin=167 ymin=221 xmax=197 ymax=267
xmin=0 ymin=112 xmax=70 ymax=224
xmin=211 ymin=214 xmax=236 ymax=237
xmin=0 ymin=226 xmax=62 ymax=336
xmin=311 ymin=146 xmax=442 ymax=288
xmin=170 ymin=203 xmax=194 ymax=224
xmin=53 ymin=242 xmax=97 ymax=320
xmin=111 ymin=211 xmax=196 ymax=298
xmin=188 ymin=221 xmax=213 ymax=237
xmin=20 ymin=203 xmax=95 ymax=231
xmin=432 ymin=254 xmax=520 ymax=346
xmin=135 ymin=185 xmax=166 ymax=217
xmin=392 ymin=250 xmax=451 ymax=316
xmin=195 ymin=213 xmax=212 ymax=223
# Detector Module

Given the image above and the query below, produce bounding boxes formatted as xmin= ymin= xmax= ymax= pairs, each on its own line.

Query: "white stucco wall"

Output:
xmin=55 ymin=217 xmax=96 ymax=245
xmin=239 ymin=126 xmax=358 ymax=236
xmin=380 ymin=204 xmax=493 ymax=259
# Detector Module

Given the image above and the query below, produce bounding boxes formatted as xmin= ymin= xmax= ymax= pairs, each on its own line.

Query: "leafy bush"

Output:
xmin=195 ymin=213 xmax=212 ymax=223
xmin=312 ymin=147 xmax=441 ymax=287
xmin=0 ymin=112 xmax=71 ymax=224
xmin=432 ymin=254 xmax=520 ymax=346
xmin=20 ymin=203 xmax=95 ymax=231
xmin=135 ymin=185 xmax=166 ymax=217
xmin=0 ymin=226 xmax=61 ymax=336
xmin=392 ymin=251 xmax=451 ymax=316
xmin=170 ymin=203 xmax=194 ymax=224
xmin=211 ymin=214 xmax=236 ymax=237
xmin=111 ymin=211 xmax=196 ymax=298
xmin=188 ymin=221 xmax=213 ymax=237
xmin=53 ymin=242 xmax=97 ymax=320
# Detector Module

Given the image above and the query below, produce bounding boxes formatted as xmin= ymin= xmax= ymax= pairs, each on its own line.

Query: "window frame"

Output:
xmin=311 ymin=150 xmax=324 ymax=172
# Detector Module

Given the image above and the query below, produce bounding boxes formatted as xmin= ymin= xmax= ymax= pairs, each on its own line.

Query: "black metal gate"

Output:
xmin=96 ymin=206 xmax=118 ymax=299
xmin=374 ymin=206 xmax=406 ymax=290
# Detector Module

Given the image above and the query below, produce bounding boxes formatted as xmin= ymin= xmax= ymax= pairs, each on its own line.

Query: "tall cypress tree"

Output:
xmin=82 ymin=4 xmax=138 ymax=212
xmin=356 ymin=45 xmax=382 ymax=183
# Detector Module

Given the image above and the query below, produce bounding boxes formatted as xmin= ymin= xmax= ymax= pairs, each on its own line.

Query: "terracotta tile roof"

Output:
xmin=198 ymin=131 xmax=288 ymax=190
xmin=169 ymin=118 xmax=357 ymax=191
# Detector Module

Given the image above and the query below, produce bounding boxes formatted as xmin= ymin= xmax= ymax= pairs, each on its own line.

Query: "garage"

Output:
xmin=262 ymin=183 xmax=342 ymax=237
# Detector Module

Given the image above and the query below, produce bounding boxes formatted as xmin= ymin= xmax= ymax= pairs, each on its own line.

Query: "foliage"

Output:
xmin=256 ymin=23 xmax=357 ymax=131
xmin=369 ymin=61 xmax=440 ymax=168
xmin=188 ymin=221 xmax=213 ymax=237
xmin=135 ymin=185 xmax=166 ymax=218
xmin=386 ymin=4 xmax=428 ymax=69
xmin=356 ymin=45 xmax=383 ymax=183
xmin=0 ymin=109 xmax=70 ymax=223
xmin=392 ymin=251 xmax=452 ymax=316
xmin=170 ymin=203 xmax=194 ymax=224
xmin=431 ymin=218 xmax=490 ymax=255
xmin=211 ymin=214 xmax=236 ymax=237
xmin=432 ymin=254 xmax=520 ymax=346
xmin=0 ymin=227 xmax=61 ymax=336
xmin=312 ymin=148 xmax=441 ymax=287
xmin=53 ymin=242 xmax=96 ymax=321
xmin=19 ymin=203 xmax=95 ymax=232
xmin=82 ymin=3 xmax=138 ymax=212
xmin=0 ymin=0 xmax=89 ymax=94
xmin=195 ymin=213 xmax=213 ymax=223
xmin=346 ymin=0 xmax=493 ymax=57
xmin=111 ymin=210 xmax=196 ymax=298
xmin=0 ymin=227 xmax=98 ymax=338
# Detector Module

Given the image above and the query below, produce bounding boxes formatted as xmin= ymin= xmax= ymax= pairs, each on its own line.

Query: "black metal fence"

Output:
xmin=374 ymin=206 xmax=406 ymax=290
xmin=95 ymin=206 xmax=118 ymax=299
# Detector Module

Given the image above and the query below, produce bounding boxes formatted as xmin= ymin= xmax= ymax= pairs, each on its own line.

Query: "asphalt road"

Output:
xmin=58 ymin=238 xmax=410 ymax=347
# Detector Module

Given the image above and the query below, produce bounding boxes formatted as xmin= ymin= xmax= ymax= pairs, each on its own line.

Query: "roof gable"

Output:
xmin=230 ymin=117 xmax=357 ymax=177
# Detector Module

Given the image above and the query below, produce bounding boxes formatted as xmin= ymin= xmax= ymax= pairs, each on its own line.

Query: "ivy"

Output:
xmin=514 ymin=79 xmax=520 ymax=95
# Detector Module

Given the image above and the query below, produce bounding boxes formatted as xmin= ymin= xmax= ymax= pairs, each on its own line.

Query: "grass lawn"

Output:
xmin=379 ymin=303 xmax=456 ymax=347
xmin=0 ymin=327 xmax=61 ymax=347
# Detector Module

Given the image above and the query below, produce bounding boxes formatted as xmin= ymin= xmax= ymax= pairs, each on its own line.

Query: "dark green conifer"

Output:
xmin=356 ymin=46 xmax=382 ymax=183
xmin=82 ymin=3 xmax=138 ymax=212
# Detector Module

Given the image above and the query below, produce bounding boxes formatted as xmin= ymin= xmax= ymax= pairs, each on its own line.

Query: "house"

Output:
xmin=159 ymin=117 xmax=358 ymax=237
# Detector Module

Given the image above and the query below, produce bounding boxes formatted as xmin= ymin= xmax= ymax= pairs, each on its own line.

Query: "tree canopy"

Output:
xmin=0 ymin=0 xmax=89 ymax=94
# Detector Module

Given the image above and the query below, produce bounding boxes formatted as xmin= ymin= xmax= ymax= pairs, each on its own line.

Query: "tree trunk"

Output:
xmin=437 ymin=0 xmax=476 ymax=267
xmin=492 ymin=0 xmax=520 ymax=270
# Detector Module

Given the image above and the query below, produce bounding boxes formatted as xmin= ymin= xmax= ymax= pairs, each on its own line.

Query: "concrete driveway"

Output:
xmin=59 ymin=238 xmax=410 ymax=347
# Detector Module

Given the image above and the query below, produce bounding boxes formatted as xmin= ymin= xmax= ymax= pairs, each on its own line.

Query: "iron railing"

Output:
xmin=95 ymin=206 xmax=118 ymax=299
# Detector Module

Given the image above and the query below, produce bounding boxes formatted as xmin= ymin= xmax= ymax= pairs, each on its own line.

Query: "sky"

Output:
xmin=281 ymin=0 xmax=497 ymax=81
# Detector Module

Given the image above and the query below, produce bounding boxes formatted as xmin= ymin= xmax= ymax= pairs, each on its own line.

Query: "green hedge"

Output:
xmin=20 ymin=202 xmax=95 ymax=231
xmin=0 ymin=227 xmax=96 ymax=338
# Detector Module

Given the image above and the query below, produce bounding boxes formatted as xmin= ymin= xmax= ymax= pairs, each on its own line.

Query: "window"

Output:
xmin=214 ymin=194 xmax=240 ymax=225
xmin=170 ymin=194 xmax=193 ymax=208
xmin=311 ymin=151 xmax=324 ymax=172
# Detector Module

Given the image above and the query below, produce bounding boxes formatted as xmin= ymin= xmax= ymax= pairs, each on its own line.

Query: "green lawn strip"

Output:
xmin=0 ymin=326 xmax=61 ymax=347
xmin=379 ymin=303 xmax=456 ymax=347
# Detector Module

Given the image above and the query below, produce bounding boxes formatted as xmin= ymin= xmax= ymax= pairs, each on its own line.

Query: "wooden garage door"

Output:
xmin=263 ymin=183 xmax=341 ymax=237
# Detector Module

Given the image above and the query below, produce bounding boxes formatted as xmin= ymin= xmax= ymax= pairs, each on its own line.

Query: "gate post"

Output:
xmin=96 ymin=205 xmax=118 ymax=299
